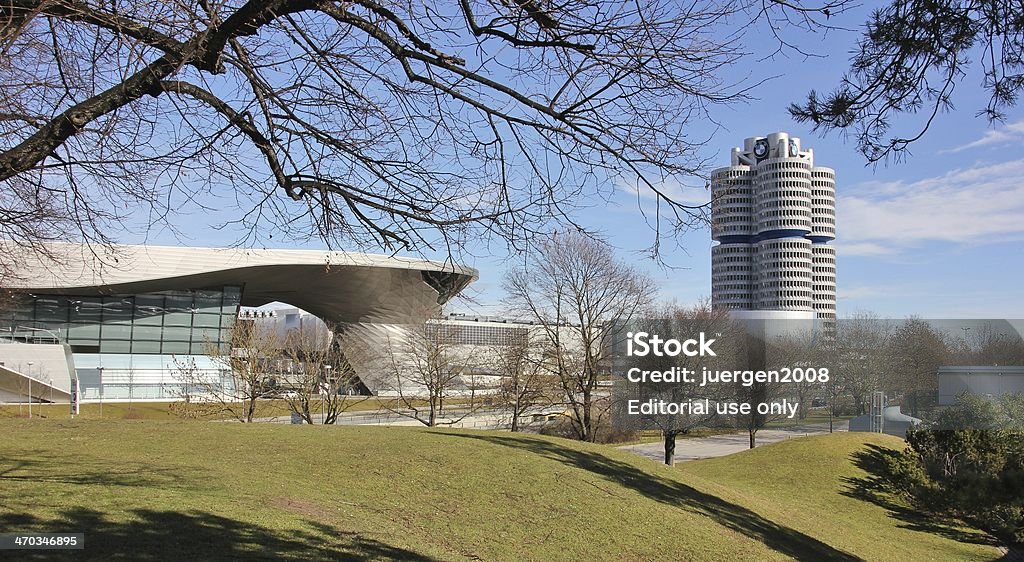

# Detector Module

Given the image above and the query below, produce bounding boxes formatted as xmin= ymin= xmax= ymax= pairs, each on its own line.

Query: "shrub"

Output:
xmin=899 ymin=393 xmax=1024 ymax=545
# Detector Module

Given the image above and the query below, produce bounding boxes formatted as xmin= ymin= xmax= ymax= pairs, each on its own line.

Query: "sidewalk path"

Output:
xmin=619 ymin=421 xmax=850 ymax=464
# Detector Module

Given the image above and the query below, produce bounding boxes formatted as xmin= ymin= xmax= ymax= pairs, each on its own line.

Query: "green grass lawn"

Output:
xmin=678 ymin=433 xmax=1000 ymax=561
xmin=0 ymin=420 xmax=1003 ymax=561
xmin=0 ymin=397 xmax=428 ymax=421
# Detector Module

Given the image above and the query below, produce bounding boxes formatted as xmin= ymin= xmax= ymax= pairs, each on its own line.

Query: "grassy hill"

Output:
xmin=0 ymin=420 xmax=1003 ymax=561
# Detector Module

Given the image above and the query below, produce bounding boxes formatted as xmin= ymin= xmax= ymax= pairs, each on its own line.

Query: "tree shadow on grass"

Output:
xmin=438 ymin=431 xmax=861 ymax=562
xmin=0 ymin=450 xmax=200 ymax=491
xmin=0 ymin=508 xmax=439 ymax=561
xmin=842 ymin=443 xmax=999 ymax=547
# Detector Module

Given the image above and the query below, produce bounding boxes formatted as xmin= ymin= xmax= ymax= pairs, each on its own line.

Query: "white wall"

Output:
xmin=0 ymin=342 xmax=75 ymax=392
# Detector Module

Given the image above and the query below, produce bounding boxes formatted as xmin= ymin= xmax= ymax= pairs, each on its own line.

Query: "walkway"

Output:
xmin=619 ymin=421 xmax=850 ymax=464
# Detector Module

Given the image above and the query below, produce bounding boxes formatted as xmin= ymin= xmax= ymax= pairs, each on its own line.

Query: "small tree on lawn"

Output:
xmin=504 ymin=231 xmax=655 ymax=442
xmin=173 ymin=317 xmax=282 ymax=422
xmin=280 ymin=324 xmax=367 ymax=424
xmin=379 ymin=319 xmax=481 ymax=427
xmin=626 ymin=301 xmax=734 ymax=465
xmin=493 ymin=331 xmax=556 ymax=432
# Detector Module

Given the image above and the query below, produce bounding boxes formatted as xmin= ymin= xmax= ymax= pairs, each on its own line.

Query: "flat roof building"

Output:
xmin=937 ymin=366 xmax=1024 ymax=406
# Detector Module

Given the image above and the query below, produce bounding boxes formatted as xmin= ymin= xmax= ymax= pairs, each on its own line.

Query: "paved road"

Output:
xmin=619 ymin=421 xmax=850 ymax=464
xmin=253 ymin=406 xmax=554 ymax=429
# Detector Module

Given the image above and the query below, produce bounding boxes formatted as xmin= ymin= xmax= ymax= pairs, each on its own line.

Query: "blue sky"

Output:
xmin=450 ymin=5 xmax=1024 ymax=319
xmin=131 ymin=4 xmax=1024 ymax=319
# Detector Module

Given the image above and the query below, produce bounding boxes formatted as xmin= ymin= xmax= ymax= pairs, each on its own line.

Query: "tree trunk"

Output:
xmin=582 ymin=387 xmax=594 ymax=442
xmin=748 ymin=428 xmax=756 ymax=449
xmin=663 ymin=432 xmax=677 ymax=466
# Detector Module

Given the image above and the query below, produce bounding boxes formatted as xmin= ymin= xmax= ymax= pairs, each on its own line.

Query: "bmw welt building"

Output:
xmin=0 ymin=243 xmax=476 ymax=403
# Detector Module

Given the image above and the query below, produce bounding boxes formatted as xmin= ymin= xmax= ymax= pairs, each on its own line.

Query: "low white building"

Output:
xmin=937 ymin=366 xmax=1024 ymax=405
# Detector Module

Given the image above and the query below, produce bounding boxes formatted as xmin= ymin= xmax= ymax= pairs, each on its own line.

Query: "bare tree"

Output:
xmin=378 ymin=319 xmax=481 ymax=427
xmin=492 ymin=331 xmax=556 ymax=432
xmin=821 ymin=366 xmax=845 ymax=433
xmin=625 ymin=301 xmax=734 ymax=465
xmin=832 ymin=312 xmax=894 ymax=416
xmin=173 ymin=317 xmax=282 ymax=422
xmin=729 ymin=330 xmax=783 ymax=449
xmin=504 ymin=231 xmax=655 ymax=442
xmin=0 ymin=0 xmax=850 ymax=260
xmin=887 ymin=317 xmax=950 ymax=417
xmin=718 ymin=317 xmax=827 ymax=449
xmin=961 ymin=323 xmax=1024 ymax=366
xmin=280 ymin=325 xmax=367 ymax=424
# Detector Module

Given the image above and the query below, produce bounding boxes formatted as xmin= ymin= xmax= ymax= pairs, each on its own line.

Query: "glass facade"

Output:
xmin=427 ymin=322 xmax=529 ymax=346
xmin=0 ymin=286 xmax=241 ymax=400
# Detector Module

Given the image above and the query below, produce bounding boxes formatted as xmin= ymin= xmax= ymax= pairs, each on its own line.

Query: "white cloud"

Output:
xmin=941 ymin=120 xmax=1024 ymax=153
xmin=617 ymin=176 xmax=710 ymax=207
xmin=839 ymin=159 xmax=1024 ymax=255
xmin=835 ymin=242 xmax=893 ymax=257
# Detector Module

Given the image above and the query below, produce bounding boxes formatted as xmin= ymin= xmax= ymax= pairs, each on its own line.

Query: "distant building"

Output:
xmin=240 ymin=306 xmax=331 ymax=349
xmin=710 ymin=132 xmax=836 ymax=326
xmin=937 ymin=366 xmax=1024 ymax=405
xmin=432 ymin=313 xmax=533 ymax=346
xmin=347 ymin=313 xmax=585 ymax=397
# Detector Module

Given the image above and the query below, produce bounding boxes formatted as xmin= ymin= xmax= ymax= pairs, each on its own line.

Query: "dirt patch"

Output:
xmin=271 ymin=497 xmax=332 ymax=520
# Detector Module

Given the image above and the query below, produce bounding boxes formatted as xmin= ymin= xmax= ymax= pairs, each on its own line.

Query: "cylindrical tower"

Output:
xmin=710 ymin=132 xmax=836 ymax=322
xmin=810 ymin=166 xmax=837 ymax=323
xmin=711 ymin=243 xmax=755 ymax=309
xmin=755 ymin=237 xmax=813 ymax=310
xmin=752 ymin=133 xmax=813 ymax=310
xmin=811 ymin=244 xmax=837 ymax=322
xmin=711 ymin=166 xmax=755 ymax=309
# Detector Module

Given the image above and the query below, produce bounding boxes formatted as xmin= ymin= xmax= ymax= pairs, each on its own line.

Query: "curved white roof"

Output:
xmin=7 ymin=243 xmax=477 ymax=324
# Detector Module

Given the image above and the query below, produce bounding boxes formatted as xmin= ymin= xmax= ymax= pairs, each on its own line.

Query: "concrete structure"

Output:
xmin=0 ymin=242 xmax=476 ymax=401
xmin=711 ymin=132 xmax=836 ymax=325
xmin=849 ymin=406 xmax=921 ymax=438
xmin=343 ymin=312 xmax=581 ymax=397
xmin=937 ymin=366 xmax=1024 ymax=406
xmin=0 ymin=343 xmax=74 ymax=402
